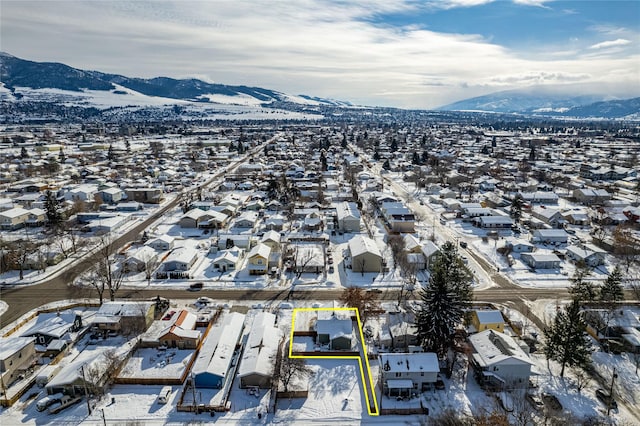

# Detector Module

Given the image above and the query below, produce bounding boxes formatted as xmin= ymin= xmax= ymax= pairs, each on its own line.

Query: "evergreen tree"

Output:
xmin=107 ymin=143 xmax=115 ymax=161
xmin=58 ymin=147 xmax=66 ymax=164
xmin=20 ymin=146 xmax=29 ymax=159
xmin=124 ymin=139 xmax=131 ymax=153
xmin=599 ymin=266 xmax=624 ymax=303
xmin=373 ymin=150 xmax=380 ymax=161
xmin=529 ymin=146 xmax=536 ymax=162
xmin=341 ymin=133 xmax=348 ymax=149
xmin=382 ymin=159 xmax=391 ymax=171
xmin=543 ymin=299 xmax=592 ymax=376
xmin=390 ymin=138 xmax=398 ymax=151
xmin=412 ymin=151 xmax=420 ymax=165
xmin=568 ymin=263 xmax=597 ymax=302
xmin=44 ymin=190 xmax=63 ymax=229
xmin=481 ymin=145 xmax=490 ymax=155
xmin=416 ymin=242 xmax=473 ymax=357
xmin=510 ymin=194 xmax=524 ymax=223
xmin=421 ymin=150 xmax=429 ymax=163
xmin=319 ymin=151 xmax=328 ymax=171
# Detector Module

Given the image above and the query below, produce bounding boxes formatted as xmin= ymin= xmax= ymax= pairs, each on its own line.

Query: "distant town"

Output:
xmin=0 ymin=119 xmax=639 ymax=425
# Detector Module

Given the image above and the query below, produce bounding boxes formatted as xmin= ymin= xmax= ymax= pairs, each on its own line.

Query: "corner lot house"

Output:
xmin=470 ymin=310 xmax=505 ymax=333
xmin=468 ymin=329 xmax=534 ymax=389
xmin=520 ymin=253 xmax=562 ymax=270
xmin=379 ymin=352 xmax=439 ymax=396
xmin=348 ymin=235 xmax=382 ymax=273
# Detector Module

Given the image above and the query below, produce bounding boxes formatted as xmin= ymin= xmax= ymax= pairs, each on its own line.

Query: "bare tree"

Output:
xmin=339 ymin=286 xmax=380 ymax=325
xmin=294 ymin=245 xmax=318 ymax=279
xmin=387 ymin=234 xmax=405 ymax=271
xmin=612 ymin=224 xmax=640 ymax=273
xmin=91 ymin=235 xmax=125 ymax=302
xmin=572 ymin=368 xmax=591 ymax=395
xmin=276 ymin=354 xmax=314 ymax=393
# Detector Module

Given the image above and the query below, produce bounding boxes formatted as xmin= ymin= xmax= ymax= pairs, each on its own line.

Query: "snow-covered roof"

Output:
xmin=348 ymin=235 xmax=381 ymax=258
xmin=473 ymin=310 xmax=504 ymax=325
xmin=96 ymin=301 xmax=153 ymax=317
xmin=127 ymin=245 xmax=157 ymax=263
xmin=247 ymin=243 xmax=271 ymax=260
xmin=237 ymin=312 xmax=281 ymax=379
xmin=20 ymin=312 xmax=78 ymax=339
xmin=192 ymin=312 xmax=245 ymax=379
xmin=336 ymin=201 xmax=361 ymax=221
xmin=163 ymin=247 xmax=198 ymax=266
xmin=532 ymin=229 xmax=568 ymax=238
xmin=469 ymin=330 xmax=533 ymax=367
xmin=379 ymin=352 xmax=439 ymax=374
xmin=0 ymin=336 xmax=35 ymax=361
xmin=0 ymin=207 xmax=30 ymax=218
xmin=316 ymin=316 xmax=352 ymax=340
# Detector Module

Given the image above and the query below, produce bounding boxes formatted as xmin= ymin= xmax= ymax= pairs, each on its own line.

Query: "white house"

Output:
xmin=531 ymin=229 xmax=568 ymax=244
xmin=146 ymin=235 xmax=175 ymax=252
xmin=468 ymin=329 xmax=534 ymax=389
xmin=335 ymin=201 xmax=361 ymax=232
xmin=521 ymin=252 xmax=562 ymax=270
xmin=349 ymin=235 xmax=382 ymax=273
xmin=379 ymin=352 xmax=440 ymax=396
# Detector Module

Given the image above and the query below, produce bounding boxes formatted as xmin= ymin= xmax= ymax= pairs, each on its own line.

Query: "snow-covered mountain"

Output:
xmin=0 ymin=51 xmax=347 ymax=109
xmin=438 ymin=88 xmax=639 ymax=119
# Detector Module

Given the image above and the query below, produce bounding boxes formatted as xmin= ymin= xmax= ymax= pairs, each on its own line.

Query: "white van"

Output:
xmin=36 ymin=393 xmax=63 ymax=411
xmin=157 ymin=386 xmax=172 ymax=404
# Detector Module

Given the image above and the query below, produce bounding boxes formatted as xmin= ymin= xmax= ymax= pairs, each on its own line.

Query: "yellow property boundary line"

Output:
xmin=288 ymin=307 xmax=380 ymax=416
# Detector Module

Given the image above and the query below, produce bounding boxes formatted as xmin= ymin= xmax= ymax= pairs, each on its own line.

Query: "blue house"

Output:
xmin=192 ymin=312 xmax=245 ymax=389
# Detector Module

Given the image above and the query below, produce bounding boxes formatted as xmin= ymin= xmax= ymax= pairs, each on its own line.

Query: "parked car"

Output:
xmin=542 ymin=392 xmax=562 ymax=411
xmin=526 ymin=393 xmax=544 ymax=411
xmin=595 ymin=389 xmax=617 ymax=410
xmin=189 ymin=282 xmax=203 ymax=291
xmin=459 ymin=241 xmax=467 ymax=248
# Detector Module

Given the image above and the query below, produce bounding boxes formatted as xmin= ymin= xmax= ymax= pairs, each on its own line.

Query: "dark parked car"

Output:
xmin=595 ymin=389 xmax=617 ymax=410
xmin=542 ymin=392 xmax=562 ymax=411
xmin=459 ymin=241 xmax=467 ymax=248
xmin=189 ymin=282 xmax=203 ymax=291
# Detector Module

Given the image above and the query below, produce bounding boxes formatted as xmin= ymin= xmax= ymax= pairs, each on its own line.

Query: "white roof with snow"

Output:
xmin=379 ymin=352 xmax=439 ymax=374
xmin=237 ymin=312 xmax=281 ymax=379
xmin=348 ymin=235 xmax=381 ymax=258
xmin=192 ymin=312 xmax=245 ymax=379
xmin=469 ymin=330 xmax=533 ymax=368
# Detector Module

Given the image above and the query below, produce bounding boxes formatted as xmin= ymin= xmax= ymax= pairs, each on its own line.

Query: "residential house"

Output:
xmin=530 ymin=206 xmax=564 ymax=228
xmin=520 ymin=253 xmax=562 ymax=270
xmin=157 ymin=310 xmax=201 ymax=349
xmin=335 ymin=201 xmax=361 ymax=233
xmin=45 ymin=350 xmax=114 ymax=396
xmin=92 ymin=301 xmax=155 ymax=334
xmin=123 ymin=245 xmax=158 ymax=273
xmin=260 ymin=230 xmax=281 ymax=251
xmin=246 ymin=243 xmax=271 ymax=275
xmin=25 ymin=208 xmax=46 ymax=227
xmin=234 ymin=211 xmax=259 ymax=230
xmin=421 ymin=241 xmax=441 ymax=270
xmin=378 ymin=352 xmax=439 ymax=396
xmin=0 ymin=207 xmax=30 ymax=230
xmin=519 ymin=191 xmax=559 ymax=205
xmin=565 ymin=244 xmax=606 ymax=267
xmin=125 ymin=188 xmax=163 ymax=204
xmin=380 ymin=202 xmax=415 ymax=233
xmin=0 ymin=337 xmax=36 ymax=388
xmin=20 ymin=312 xmax=83 ymax=346
xmin=193 ymin=312 xmax=245 ymax=389
xmin=474 ymin=216 xmax=514 ymax=229
xmin=237 ymin=312 xmax=282 ymax=388
xmin=316 ymin=315 xmax=353 ymax=350
xmin=468 ymin=329 xmax=534 ymax=389
xmin=573 ymin=188 xmax=612 ymax=205
xmin=349 ymin=235 xmax=382 ymax=273
xmin=531 ymin=229 xmax=568 ymax=244
xmin=212 ymin=249 xmax=242 ymax=272
xmin=100 ymin=187 xmax=124 ymax=204
xmin=160 ymin=247 xmax=198 ymax=278
xmin=146 ymin=235 xmax=175 ymax=251
xmin=470 ymin=310 xmax=505 ymax=333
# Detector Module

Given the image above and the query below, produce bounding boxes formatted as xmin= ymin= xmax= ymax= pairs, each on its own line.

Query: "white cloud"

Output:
xmin=589 ymin=38 xmax=632 ymax=49
xmin=512 ymin=0 xmax=554 ymax=7
xmin=0 ymin=1 xmax=638 ymax=108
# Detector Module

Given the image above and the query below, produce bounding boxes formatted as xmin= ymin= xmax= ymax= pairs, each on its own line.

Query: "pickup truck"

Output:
xmin=48 ymin=395 xmax=82 ymax=414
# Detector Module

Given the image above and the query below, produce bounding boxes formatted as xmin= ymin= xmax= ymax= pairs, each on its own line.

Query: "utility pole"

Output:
xmin=101 ymin=408 xmax=107 ymax=426
xmin=81 ymin=365 xmax=92 ymax=415
xmin=607 ymin=367 xmax=617 ymax=416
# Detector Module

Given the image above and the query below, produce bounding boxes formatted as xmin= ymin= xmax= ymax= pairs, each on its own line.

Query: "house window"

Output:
xmin=257 ymin=259 xmax=263 ymax=265
xmin=420 ymin=372 xmax=424 ymax=376
xmin=395 ymin=372 xmax=401 ymax=377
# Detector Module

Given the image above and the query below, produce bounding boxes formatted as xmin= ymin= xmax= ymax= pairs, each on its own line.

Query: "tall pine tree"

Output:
xmin=600 ymin=265 xmax=624 ymax=303
xmin=416 ymin=242 xmax=472 ymax=357
xmin=44 ymin=190 xmax=63 ymax=229
xmin=568 ymin=262 xmax=597 ymax=302
xmin=544 ymin=299 xmax=592 ymax=377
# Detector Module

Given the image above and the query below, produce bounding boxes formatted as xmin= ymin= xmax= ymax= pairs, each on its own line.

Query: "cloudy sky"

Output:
xmin=1 ymin=0 xmax=639 ymax=108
